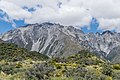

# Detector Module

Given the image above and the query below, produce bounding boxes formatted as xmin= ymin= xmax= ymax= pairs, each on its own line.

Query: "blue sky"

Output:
xmin=81 ymin=18 xmax=102 ymax=33
xmin=0 ymin=20 xmax=26 ymax=34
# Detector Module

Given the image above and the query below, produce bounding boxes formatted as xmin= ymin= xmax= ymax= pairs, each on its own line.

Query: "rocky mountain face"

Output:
xmin=0 ymin=23 xmax=84 ymax=57
xmin=107 ymin=46 xmax=120 ymax=63
xmin=86 ymin=31 xmax=120 ymax=57
xmin=0 ymin=39 xmax=4 ymax=43
xmin=0 ymin=22 xmax=120 ymax=58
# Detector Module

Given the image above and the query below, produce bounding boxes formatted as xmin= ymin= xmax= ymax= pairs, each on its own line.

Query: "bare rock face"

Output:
xmin=0 ymin=23 xmax=84 ymax=57
xmin=1 ymin=22 xmax=120 ymax=58
xmin=0 ymin=39 xmax=4 ymax=43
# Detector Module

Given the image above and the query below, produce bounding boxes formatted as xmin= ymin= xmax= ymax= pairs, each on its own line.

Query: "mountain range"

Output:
xmin=0 ymin=22 xmax=120 ymax=62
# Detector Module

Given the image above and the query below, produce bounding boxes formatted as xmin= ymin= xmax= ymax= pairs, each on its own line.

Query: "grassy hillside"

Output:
xmin=0 ymin=42 xmax=49 ymax=79
xmin=0 ymin=42 xmax=120 ymax=80
xmin=0 ymin=43 xmax=49 ymax=62
xmin=26 ymin=50 xmax=120 ymax=80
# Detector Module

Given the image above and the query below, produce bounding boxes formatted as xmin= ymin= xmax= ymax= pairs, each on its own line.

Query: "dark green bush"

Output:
xmin=102 ymin=64 xmax=114 ymax=76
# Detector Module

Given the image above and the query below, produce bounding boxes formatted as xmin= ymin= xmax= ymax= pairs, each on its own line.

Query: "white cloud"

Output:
xmin=0 ymin=0 xmax=31 ymax=27
xmin=98 ymin=18 xmax=120 ymax=32
xmin=0 ymin=0 xmax=120 ymax=32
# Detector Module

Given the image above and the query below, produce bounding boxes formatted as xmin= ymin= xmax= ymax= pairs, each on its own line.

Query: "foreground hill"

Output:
xmin=26 ymin=50 xmax=120 ymax=80
xmin=0 ymin=43 xmax=119 ymax=80
xmin=0 ymin=42 xmax=49 ymax=62
xmin=0 ymin=42 xmax=49 ymax=79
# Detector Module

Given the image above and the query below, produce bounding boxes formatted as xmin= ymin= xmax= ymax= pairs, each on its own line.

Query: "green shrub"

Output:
xmin=113 ymin=64 xmax=120 ymax=70
xmin=15 ymin=63 xmax=23 ymax=68
xmin=56 ymin=65 xmax=62 ymax=69
xmin=102 ymin=64 xmax=113 ymax=76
